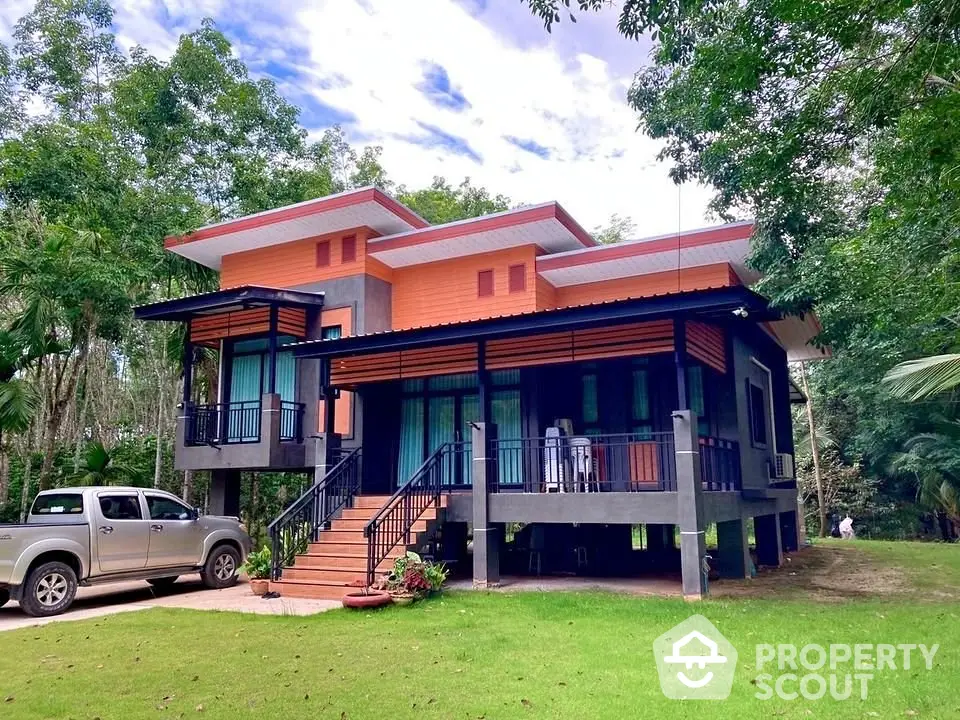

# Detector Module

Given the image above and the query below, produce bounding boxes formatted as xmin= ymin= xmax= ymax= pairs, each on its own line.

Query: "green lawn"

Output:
xmin=1 ymin=541 xmax=959 ymax=719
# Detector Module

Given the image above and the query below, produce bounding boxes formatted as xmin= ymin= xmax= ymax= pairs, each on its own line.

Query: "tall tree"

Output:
xmin=397 ymin=177 xmax=511 ymax=224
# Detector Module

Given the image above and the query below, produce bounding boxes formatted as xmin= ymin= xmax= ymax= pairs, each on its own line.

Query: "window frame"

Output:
xmin=508 ymin=263 xmax=526 ymax=293
xmin=316 ymin=240 xmax=331 ymax=267
xmin=747 ymin=380 xmax=768 ymax=449
xmin=341 ymin=234 xmax=357 ymax=263
xmin=97 ymin=492 xmax=145 ymax=521
xmin=477 ymin=269 xmax=495 ymax=298
xmin=144 ymin=493 xmax=194 ymax=521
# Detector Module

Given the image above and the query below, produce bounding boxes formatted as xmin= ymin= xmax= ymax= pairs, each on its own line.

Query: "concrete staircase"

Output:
xmin=269 ymin=495 xmax=446 ymax=600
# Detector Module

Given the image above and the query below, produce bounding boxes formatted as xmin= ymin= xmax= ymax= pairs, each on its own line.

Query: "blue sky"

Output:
xmin=0 ymin=0 xmax=713 ymax=234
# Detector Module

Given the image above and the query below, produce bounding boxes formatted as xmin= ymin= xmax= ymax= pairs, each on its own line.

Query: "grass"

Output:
xmin=1 ymin=541 xmax=959 ymax=719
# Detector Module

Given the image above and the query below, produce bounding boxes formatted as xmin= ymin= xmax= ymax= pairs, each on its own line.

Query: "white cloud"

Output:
xmin=0 ymin=0 xmax=716 ymax=235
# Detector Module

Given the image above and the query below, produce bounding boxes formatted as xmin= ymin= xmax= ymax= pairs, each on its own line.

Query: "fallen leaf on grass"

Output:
xmin=521 ymin=699 xmax=532 ymax=709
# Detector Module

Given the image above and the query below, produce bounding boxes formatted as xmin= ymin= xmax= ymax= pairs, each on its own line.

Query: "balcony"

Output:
xmin=176 ymin=395 xmax=310 ymax=471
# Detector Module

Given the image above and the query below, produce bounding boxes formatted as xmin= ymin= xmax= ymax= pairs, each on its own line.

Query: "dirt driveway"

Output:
xmin=0 ymin=575 xmax=338 ymax=632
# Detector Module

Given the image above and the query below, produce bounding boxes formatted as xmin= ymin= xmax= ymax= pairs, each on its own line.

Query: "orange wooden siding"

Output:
xmin=548 ymin=263 xmax=739 ymax=309
xmin=189 ymin=307 xmax=306 ymax=346
xmin=686 ymin=320 xmax=727 ymax=373
xmin=219 ymin=226 xmax=390 ymax=289
xmin=391 ymin=246 xmax=539 ymax=329
xmin=318 ymin=305 xmax=354 ymax=437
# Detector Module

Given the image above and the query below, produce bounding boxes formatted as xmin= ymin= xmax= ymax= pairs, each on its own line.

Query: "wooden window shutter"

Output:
xmin=341 ymin=235 xmax=357 ymax=263
xmin=316 ymin=241 xmax=331 ymax=267
xmin=508 ymin=263 xmax=526 ymax=293
xmin=478 ymin=269 xmax=494 ymax=298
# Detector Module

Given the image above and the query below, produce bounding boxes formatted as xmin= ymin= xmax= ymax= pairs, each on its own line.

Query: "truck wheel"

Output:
xmin=201 ymin=545 xmax=240 ymax=589
xmin=20 ymin=561 xmax=78 ymax=617
xmin=0 ymin=589 xmax=9 ymax=608
xmin=146 ymin=577 xmax=179 ymax=589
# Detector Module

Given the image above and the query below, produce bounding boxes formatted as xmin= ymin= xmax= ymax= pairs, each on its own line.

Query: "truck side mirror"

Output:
xmin=192 ymin=507 xmax=202 ymax=520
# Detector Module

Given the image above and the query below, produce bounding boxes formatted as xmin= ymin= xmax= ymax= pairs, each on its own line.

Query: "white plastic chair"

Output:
xmin=543 ymin=426 xmax=565 ymax=492
xmin=569 ymin=436 xmax=597 ymax=492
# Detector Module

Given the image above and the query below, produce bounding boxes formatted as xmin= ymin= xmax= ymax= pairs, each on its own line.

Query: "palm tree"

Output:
xmin=883 ymin=354 xmax=960 ymax=401
xmin=69 ymin=442 xmax=141 ymax=486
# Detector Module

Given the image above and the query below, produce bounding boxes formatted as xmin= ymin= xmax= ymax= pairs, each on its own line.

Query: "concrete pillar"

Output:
xmin=260 ymin=393 xmax=282 ymax=446
xmin=716 ymin=518 xmax=751 ymax=579
xmin=779 ymin=510 xmax=800 ymax=552
xmin=673 ymin=410 xmax=707 ymax=599
xmin=755 ymin=513 xmax=783 ymax=567
xmin=209 ymin=469 xmax=241 ymax=517
xmin=471 ymin=421 xmax=500 ymax=588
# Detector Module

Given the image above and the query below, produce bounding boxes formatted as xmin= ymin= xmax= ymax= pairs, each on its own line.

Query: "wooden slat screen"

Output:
xmin=331 ymin=344 xmax=478 ymax=386
xmin=332 ymin=320 xmax=675 ymax=386
xmin=686 ymin=320 xmax=726 ymax=373
xmin=189 ymin=307 xmax=306 ymax=345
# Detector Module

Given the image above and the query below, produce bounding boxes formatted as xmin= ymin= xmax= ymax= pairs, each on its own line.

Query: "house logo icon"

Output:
xmin=653 ymin=615 xmax=738 ymax=700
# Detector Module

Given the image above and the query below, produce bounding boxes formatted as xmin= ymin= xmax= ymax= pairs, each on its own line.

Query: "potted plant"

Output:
xmin=239 ymin=546 xmax=272 ymax=596
xmin=384 ymin=552 xmax=449 ymax=604
xmin=341 ymin=579 xmax=392 ymax=609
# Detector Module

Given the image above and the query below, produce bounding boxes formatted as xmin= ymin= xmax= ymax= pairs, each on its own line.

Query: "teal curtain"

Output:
xmin=428 ymin=395 xmax=455 ymax=453
xmin=582 ymin=374 xmax=599 ymax=425
xmin=398 ymin=397 xmax=425 ymax=483
xmin=229 ymin=354 xmax=261 ymax=440
xmin=632 ymin=368 xmax=653 ymax=437
xmin=429 ymin=373 xmax=476 ymax=391
xmin=493 ymin=390 xmax=521 ymax=486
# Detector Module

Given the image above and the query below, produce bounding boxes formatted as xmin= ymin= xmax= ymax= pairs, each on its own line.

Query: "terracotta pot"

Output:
xmin=249 ymin=578 xmax=270 ymax=596
xmin=342 ymin=590 xmax=392 ymax=609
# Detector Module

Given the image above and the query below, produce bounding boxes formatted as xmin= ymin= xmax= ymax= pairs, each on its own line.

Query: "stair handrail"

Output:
xmin=268 ymin=447 xmax=362 ymax=581
xmin=363 ymin=443 xmax=450 ymax=586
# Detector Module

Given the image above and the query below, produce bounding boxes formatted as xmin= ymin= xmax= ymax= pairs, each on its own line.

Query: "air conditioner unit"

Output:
xmin=772 ymin=453 xmax=795 ymax=480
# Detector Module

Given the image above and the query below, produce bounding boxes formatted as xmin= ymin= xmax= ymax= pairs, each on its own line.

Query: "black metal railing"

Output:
xmin=184 ymin=401 xmax=261 ymax=445
xmin=699 ymin=437 xmax=741 ymax=491
xmin=267 ymin=448 xmax=362 ymax=581
xmin=490 ymin=432 xmax=678 ymax=492
xmin=279 ymin=401 xmax=305 ymax=443
xmin=364 ymin=443 xmax=468 ymax=585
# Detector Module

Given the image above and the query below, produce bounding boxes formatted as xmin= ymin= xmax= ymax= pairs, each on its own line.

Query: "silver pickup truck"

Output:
xmin=0 ymin=487 xmax=252 ymax=617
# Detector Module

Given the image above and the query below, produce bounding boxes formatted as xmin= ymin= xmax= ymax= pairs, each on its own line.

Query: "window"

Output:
xmin=508 ymin=263 xmax=526 ymax=293
xmin=321 ymin=325 xmax=342 ymax=340
xmin=316 ymin=240 xmax=331 ymax=267
xmin=341 ymin=235 xmax=357 ymax=263
xmin=146 ymin=495 xmax=193 ymax=521
xmin=477 ymin=269 xmax=494 ymax=298
xmin=748 ymin=381 xmax=768 ymax=447
xmin=31 ymin=493 xmax=83 ymax=516
xmin=99 ymin=495 xmax=142 ymax=521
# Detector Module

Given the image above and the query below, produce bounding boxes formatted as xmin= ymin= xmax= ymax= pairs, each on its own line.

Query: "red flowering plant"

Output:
xmin=385 ymin=551 xmax=448 ymax=600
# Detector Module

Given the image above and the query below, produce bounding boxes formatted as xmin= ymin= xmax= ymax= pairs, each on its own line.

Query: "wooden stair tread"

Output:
xmin=272 ymin=493 xmax=445 ymax=601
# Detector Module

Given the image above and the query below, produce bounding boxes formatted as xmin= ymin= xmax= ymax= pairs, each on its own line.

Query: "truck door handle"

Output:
xmin=150 ymin=524 xmax=164 ymax=532
xmin=99 ymin=526 xmax=114 ymax=535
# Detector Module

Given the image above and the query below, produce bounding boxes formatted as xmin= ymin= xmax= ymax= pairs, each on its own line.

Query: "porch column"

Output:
xmin=267 ymin=305 xmax=279 ymax=394
xmin=182 ymin=336 xmax=194 ymax=406
xmin=673 ymin=409 xmax=707 ymax=599
xmin=779 ymin=509 xmax=800 ymax=552
xmin=477 ymin=340 xmax=490 ymax=425
xmin=209 ymin=469 xmax=241 ymax=517
xmin=471 ymin=421 xmax=500 ymax=588
xmin=716 ymin=517 xmax=752 ymax=579
xmin=673 ymin=319 xmax=688 ymax=410
xmin=755 ymin=513 xmax=783 ymax=567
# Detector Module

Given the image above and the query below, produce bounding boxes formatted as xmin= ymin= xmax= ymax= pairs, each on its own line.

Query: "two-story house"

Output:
xmin=135 ymin=187 xmax=825 ymax=600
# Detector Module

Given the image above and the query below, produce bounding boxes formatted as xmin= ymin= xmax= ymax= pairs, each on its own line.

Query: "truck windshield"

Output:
xmin=31 ymin=493 xmax=84 ymax=516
